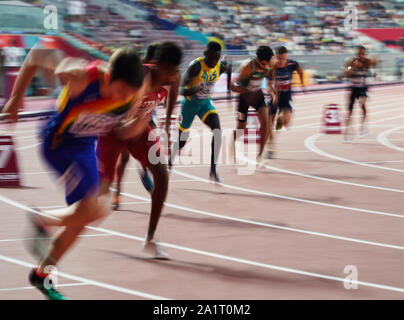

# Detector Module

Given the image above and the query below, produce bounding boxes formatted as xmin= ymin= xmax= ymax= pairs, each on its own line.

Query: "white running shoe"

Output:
xmin=143 ymin=239 xmax=169 ymax=260
xmin=360 ymin=125 xmax=369 ymax=138
xmin=343 ymin=133 xmax=353 ymax=143
xmin=256 ymin=154 xmax=265 ymax=168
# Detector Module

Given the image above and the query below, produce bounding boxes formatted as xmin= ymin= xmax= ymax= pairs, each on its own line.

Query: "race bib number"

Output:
xmin=196 ymin=82 xmax=215 ymax=99
xmin=69 ymin=113 xmax=125 ymax=137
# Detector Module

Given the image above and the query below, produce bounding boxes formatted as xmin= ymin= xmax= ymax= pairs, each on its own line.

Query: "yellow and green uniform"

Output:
xmin=178 ymin=57 xmax=221 ymax=131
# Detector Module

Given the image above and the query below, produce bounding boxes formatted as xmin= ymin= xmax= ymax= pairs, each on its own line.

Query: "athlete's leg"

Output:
xmin=359 ymin=92 xmax=368 ymax=137
xmin=232 ymin=95 xmax=249 ymax=162
xmin=37 ymin=225 xmax=85 ymax=274
xmin=169 ymin=100 xmax=196 ymax=169
xmin=346 ymin=88 xmax=356 ymax=129
xmin=360 ymin=96 xmax=367 ymax=124
xmin=127 ymin=126 xmax=169 ymax=258
xmin=266 ymin=102 xmax=278 ymax=158
xmin=112 ymin=149 xmax=130 ymax=209
xmin=32 ymin=144 xmax=111 ymax=288
xmin=144 ymin=161 xmax=168 ymax=243
xmin=256 ymin=104 xmax=270 ymax=158
xmin=203 ymin=112 xmax=222 ymax=181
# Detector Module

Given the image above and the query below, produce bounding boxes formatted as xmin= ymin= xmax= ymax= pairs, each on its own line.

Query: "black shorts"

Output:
xmin=237 ymin=90 xmax=267 ymax=122
xmin=348 ymin=87 xmax=368 ymax=111
xmin=269 ymin=91 xmax=293 ymax=115
xmin=351 ymin=87 xmax=368 ymax=99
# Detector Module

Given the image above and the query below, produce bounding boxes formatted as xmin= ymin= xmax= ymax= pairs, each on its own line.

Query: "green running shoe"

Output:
xmin=29 ymin=268 xmax=68 ymax=300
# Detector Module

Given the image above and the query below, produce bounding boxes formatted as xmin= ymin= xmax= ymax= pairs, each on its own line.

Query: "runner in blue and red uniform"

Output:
xmin=266 ymin=46 xmax=306 ymax=158
xmin=2 ymin=47 xmax=147 ymax=299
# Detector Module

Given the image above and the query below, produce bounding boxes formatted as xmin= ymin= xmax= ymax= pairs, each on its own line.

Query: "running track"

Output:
xmin=0 ymin=84 xmax=404 ymax=299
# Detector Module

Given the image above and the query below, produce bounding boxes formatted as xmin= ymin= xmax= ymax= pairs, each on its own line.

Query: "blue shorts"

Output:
xmin=178 ymin=98 xmax=217 ymax=131
xmin=42 ymin=135 xmax=99 ymax=205
xmin=269 ymin=91 xmax=293 ymax=115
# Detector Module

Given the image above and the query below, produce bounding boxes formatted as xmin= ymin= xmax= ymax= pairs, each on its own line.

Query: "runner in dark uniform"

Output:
xmin=266 ymin=46 xmax=305 ymax=158
xmin=344 ymin=45 xmax=377 ymax=141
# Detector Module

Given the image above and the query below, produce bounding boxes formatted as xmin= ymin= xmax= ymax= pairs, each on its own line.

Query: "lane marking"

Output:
xmin=0 ymin=254 xmax=170 ymax=300
xmin=0 ymin=283 xmax=89 ymax=292
xmin=377 ymin=126 xmax=404 ymax=152
xmin=0 ymin=233 xmax=113 ymax=243
xmin=237 ymin=153 xmax=404 ymax=194
xmin=115 ymin=189 xmax=404 ymax=251
xmin=1 ymin=194 xmax=404 ymax=295
xmin=305 ymin=134 xmax=404 ymax=174
xmin=171 ymin=169 xmax=404 ymax=219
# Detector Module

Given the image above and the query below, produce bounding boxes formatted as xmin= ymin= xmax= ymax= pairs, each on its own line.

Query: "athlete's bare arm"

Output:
xmin=165 ymin=71 xmax=181 ymax=136
xmin=180 ymin=61 xmax=203 ymax=97
xmin=220 ymin=60 xmax=232 ymax=96
xmin=345 ymin=58 xmax=358 ymax=77
xmin=266 ymin=66 xmax=277 ymax=104
xmin=296 ymin=64 xmax=306 ymax=92
xmin=230 ymin=60 xmax=253 ymax=94
xmin=2 ymin=48 xmax=93 ymax=122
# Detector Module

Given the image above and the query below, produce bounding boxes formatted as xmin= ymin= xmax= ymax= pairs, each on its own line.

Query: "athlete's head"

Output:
xmin=143 ymin=43 xmax=159 ymax=63
xmin=357 ymin=45 xmax=367 ymax=60
xmin=204 ymin=41 xmax=222 ymax=68
xmin=256 ymin=45 xmax=274 ymax=70
xmin=275 ymin=46 xmax=288 ymax=66
xmin=106 ymin=47 xmax=145 ymax=101
xmin=153 ymin=41 xmax=183 ymax=85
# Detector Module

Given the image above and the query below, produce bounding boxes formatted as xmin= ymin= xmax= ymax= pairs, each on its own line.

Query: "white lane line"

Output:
xmin=171 ymin=169 xmax=404 ymax=219
xmin=305 ymin=134 xmax=404 ymax=174
xmin=237 ymin=153 xmax=404 ymax=194
xmin=0 ymin=283 xmax=89 ymax=292
xmin=15 ymin=142 xmax=42 ymax=151
xmin=1 ymin=194 xmax=404 ymax=295
xmin=121 ymin=180 xmax=195 ymax=185
xmin=377 ymin=126 xmax=404 ymax=152
xmin=0 ymin=234 xmax=113 ymax=243
xmin=0 ymin=254 xmax=170 ymax=300
xmin=36 ymin=201 xmax=150 ymax=209
xmin=86 ymin=226 xmax=404 ymax=295
xmin=366 ymin=160 xmax=404 ymax=164
xmin=114 ymin=189 xmax=404 ymax=251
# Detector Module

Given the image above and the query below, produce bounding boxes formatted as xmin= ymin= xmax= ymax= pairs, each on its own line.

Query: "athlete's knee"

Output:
xmin=76 ymin=196 xmax=110 ymax=225
xmin=119 ymin=150 xmax=130 ymax=167
xmin=178 ymin=129 xmax=190 ymax=149
xmin=205 ymin=113 xmax=221 ymax=131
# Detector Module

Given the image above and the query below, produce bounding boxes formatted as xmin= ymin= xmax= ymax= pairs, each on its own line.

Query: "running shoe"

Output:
xmin=359 ymin=125 xmax=369 ymax=138
xmin=112 ymin=195 xmax=120 ymax=211
xmin=265 ymin=149 xmax=276 ymax=159
xmin=29 ymin=268 xmax=68 ymax=300
xmin=209 ymin=168 xmax=223 ymax=185
xmin=143 ymin=240 xmax=169 ymax=260
xmin=343 ymin=134 xmax=353 ymax=143
xmin=256 ymin=154 xmax=265 ymax=168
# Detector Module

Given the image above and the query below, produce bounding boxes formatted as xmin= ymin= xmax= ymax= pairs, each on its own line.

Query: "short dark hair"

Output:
xmin=276 ymin=46 xmax=287 ymax=55
xmin=357 ymin=45 xmax=366 ymax=52
xmin=154 ymin=41 xmax=183 ymax=66
xmin=144 ymin=43 xmax=159 ymax=62
xmin=109 ymin=47 xmax=144 ymax=88
xmin=206 ymin=41 xmax=222 ymax=52
xmin=256 ymin=45 xmax=274 ymax=61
